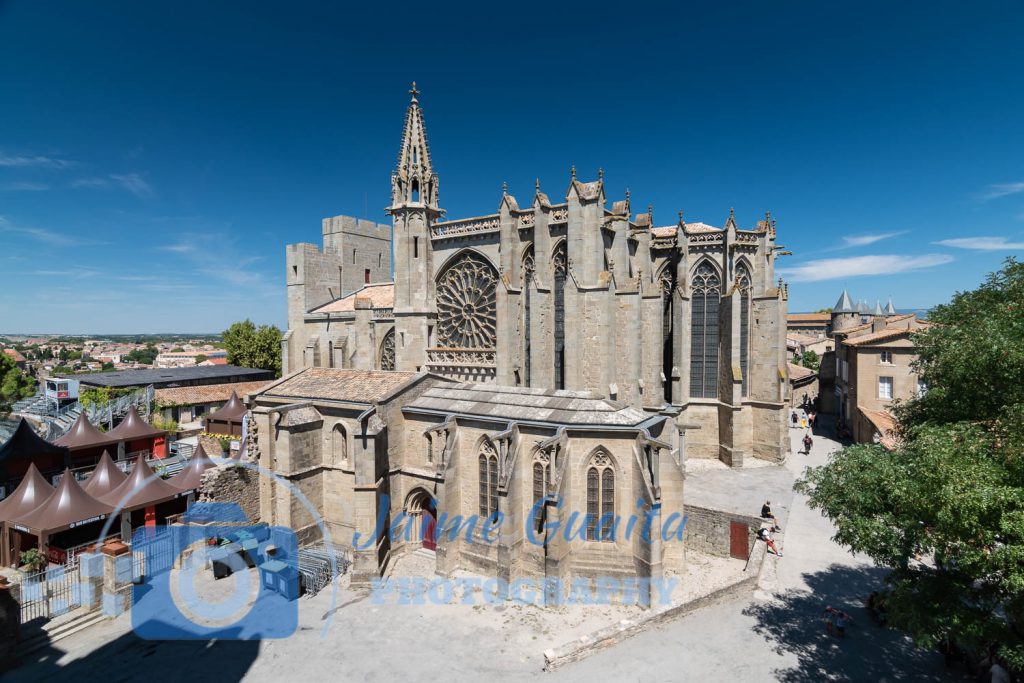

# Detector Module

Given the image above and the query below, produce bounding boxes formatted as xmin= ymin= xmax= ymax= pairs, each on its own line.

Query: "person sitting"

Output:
xmin=760 ymin=500 xmax=782 ymax=531
xmin=757 ymin=526 xmax=782 ymax=556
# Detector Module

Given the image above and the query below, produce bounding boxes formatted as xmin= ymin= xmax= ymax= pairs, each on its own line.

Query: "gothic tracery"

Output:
xmin=436 ymin=253 xmax=498 ymax=349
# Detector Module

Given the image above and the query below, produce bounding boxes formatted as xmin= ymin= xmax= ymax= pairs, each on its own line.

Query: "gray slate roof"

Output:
xmin=76 ymin=365 xmax=273 ymax=389
xmin=406 ymin=383 xmax=654 ymax=427
xmin=833 ymin=289 xmax=854 ymax=313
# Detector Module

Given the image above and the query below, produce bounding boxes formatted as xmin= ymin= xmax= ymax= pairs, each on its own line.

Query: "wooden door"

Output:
xmin=422 ymin=509 xmax=437 ymax=551
xmin=729 ymin=521 xmax=750 ymax=560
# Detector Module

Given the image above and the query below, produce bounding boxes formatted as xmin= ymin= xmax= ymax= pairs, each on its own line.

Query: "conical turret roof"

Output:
xmin=168 ymin=443 xmax=217 ymax=492
xmin=205 ymin=391 xmax=246 ymax=422
xmin=884 ymin=298 xmax=897 ymax=315
xmin=0 ymin=463 xmax=53 ymax=522
xmin=873 ymin=299 xmax=885 ymax=316
xmin=82 ymin=450 xmax=128 ymax=498
xmin=55 ymin=412 xmax=119 ymax=450
xmin=833 ymin=289 xmax=855 ymax=313
xmin=106 ymin=407 xmax=164 ymax=442
xmin=100 ymin=454 xmax=182 ymax=512
xmin=13 ymin=468 xmax=112 ymax=534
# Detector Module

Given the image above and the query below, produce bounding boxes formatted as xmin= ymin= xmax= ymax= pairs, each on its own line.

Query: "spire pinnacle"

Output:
xmin=535 ymin=178 xmax=540 ymax=191
xmin=598 ymin=167 xmax=603 ymax=180
xmin=409 ymin=81 xmax=419 ymax=102
xmin=678 ymin=210 xmax=684 ymax=225
xmin=571 ymin=164 xmax=576 ymax=179
xmin=625 ymin=188 xmax=630 ymax=201
xmin=502 ymin=180 xmax=508 ymax=194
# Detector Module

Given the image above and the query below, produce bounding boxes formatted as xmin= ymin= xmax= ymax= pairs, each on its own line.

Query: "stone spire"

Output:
xmin=390 ymin=82 xmax=440 ymax=210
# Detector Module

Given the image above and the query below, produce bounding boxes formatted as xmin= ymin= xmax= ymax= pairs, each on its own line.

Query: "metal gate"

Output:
xmin=20 ymin=561 xmax=81 ymax=624
xmin=132 ymin=532 xmax=175 ymax=583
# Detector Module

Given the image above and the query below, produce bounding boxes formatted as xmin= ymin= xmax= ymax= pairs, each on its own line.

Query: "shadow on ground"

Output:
xmin=743 ymin=563 xmax=964 ymax=682
xmin=11 ymin=620 xmax=261 ymax=683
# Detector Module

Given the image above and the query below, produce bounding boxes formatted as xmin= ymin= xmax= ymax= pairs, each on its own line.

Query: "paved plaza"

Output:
xmin=12 ymin=424 xmax=961 ymax=682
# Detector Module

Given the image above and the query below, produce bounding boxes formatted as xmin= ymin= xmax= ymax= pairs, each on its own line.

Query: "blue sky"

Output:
xmin=1 ymin=1 xmax=1023 ymax=333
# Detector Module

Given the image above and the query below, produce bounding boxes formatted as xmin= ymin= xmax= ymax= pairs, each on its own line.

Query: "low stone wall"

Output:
xmin=199 ymin=465 xmax=261 ymax=523
xmin=543 ymin=541 xmax=768 ymax=670
xmin=683 ymin=504 xmax=761 ymax=558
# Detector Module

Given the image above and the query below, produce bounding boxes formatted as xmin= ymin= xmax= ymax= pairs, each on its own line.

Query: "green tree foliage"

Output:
xmin=124 ymin=344 xmax=158 ymax=365
xmin=194 ymin=354 xmax=208 ymax=364
xmin=0 ymin=352 xmax=37 ymax=411
xmin=795 ymin=259 xmax=1024 ymax=668
xmin=223 ymin=319 xmax=282 ymax=377
xmin=797 ymin=349 xmax=821 ymax=373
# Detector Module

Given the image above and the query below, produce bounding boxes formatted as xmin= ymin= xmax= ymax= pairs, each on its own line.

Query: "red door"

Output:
xmin=730 ymin=522 xmax=750 ymax=560
xmin=421 ymin=508 xmax=437 ymax=551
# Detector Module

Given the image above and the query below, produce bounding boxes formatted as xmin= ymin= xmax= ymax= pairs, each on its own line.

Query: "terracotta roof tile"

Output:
xmin=154 ymin=381 xmax=272 ymax=407
xmin=3 ymin=349 xmax=26 ymax=363
xmin=259 ymin=368 xmax=418 ymax=404
xmin=861 ymin=409 xmax=898 ymax=450
xmin=309 ymin=283 xmax=395 ymax=314
xmin=682 ymin=222 xmax=720 ymax=234
xmin=651 ymin=226 xmax=677 ymax=237
xmin=787 ymin=362 xmax=815 ymax=380
xmin=788 ymin=313 xmax=831 ymax=323
xmin=844 ymin=327 xmax=920 ymax=347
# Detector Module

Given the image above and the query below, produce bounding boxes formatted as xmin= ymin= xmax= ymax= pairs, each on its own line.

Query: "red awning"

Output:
xmin=0 ymin=463 xmax=54 ymax=523
xmin=82 ymin=450 xmax=128 ymax=498
xmin=12 ymin=468 xmax=113 ymax=535
xmin=106 ymin=407 xmax=165 ymax=442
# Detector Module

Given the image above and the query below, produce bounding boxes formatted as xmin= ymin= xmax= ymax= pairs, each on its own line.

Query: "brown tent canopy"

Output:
xmin=100 ymin=455 xmax=183 ymax=512
xmin=0 ymin=463 xmax=53 ymax=522
xmin=0 ymin=418 xmax=68 ymax=465
xmin=82 ymin=450 xmax=128 ymax=498
xmin=168 ymin=443 xmax=217 ymax=492
xmin=12 ymin=468 xmax=112 ymax=535
xmin=205 ymin=391 xmax=247 ymax=422
xmin=54 ymin=413 xmax=120 ymax=450
xmin=106 ymin=407 xmax=164 ymax=442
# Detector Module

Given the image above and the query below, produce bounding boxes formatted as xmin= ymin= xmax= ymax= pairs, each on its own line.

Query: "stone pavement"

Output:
xmin=11 ymin=422 xmax=963 ymax=682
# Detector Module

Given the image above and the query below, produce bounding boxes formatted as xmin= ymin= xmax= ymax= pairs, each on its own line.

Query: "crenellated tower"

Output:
xmin=388 ymin=82 xmax=444 ymax=371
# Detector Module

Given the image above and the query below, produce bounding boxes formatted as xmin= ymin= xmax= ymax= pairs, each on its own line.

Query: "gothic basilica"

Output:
xmin=252 ymin=86 xmax=790 ymax=600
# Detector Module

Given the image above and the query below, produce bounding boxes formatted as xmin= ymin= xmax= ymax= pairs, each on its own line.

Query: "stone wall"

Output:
xmin=682 ymin=504 xmax=760 ymax=558
xmin=199 ymin=465 xmax=261 ymax=524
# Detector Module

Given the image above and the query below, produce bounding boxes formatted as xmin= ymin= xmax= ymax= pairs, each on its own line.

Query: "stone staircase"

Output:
xmin=19 ymin=608 xmax=108 ymax=656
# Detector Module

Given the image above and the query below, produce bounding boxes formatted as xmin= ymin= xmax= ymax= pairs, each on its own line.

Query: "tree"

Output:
xmin=125 ymin=344 xmax=158 ymax=365
xmin=795 ymin=259 xmax=1024 ymax=669
xmin=815 ymin=307 xmax=833 ymax=314
xmin=0 ymin=352 xmax=36 ymax=411
xmin=797 ymin=349 xmax=820 ymax=373
xmin=223 ymin=319 xmax=282 ymax=377
xmin=194 ymin=354 xmax=208 ymax=364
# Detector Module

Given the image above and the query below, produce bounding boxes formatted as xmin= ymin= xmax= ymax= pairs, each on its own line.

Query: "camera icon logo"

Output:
xmin=131 ymin=502 xmax=299 ymax=640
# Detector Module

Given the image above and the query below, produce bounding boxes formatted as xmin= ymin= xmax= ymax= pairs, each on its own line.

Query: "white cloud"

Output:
xmin=935 ymin=236 xmax=1024 ymax=250
xmin=159 ymin=243 xmax=196 ymax=254
xmin=0 ymin=152 xmax=76 ymax=169
xmin=0 ymin=181 xmax=49 ymax=192
xmin=72 ymin=173 xmax=154 ymax=198
xmin=980 ymin=181 xmax=1024 ymax=201
xmin=779 ymin=254 xmax=953 ymax=283
xmin=841 ymin=232 xmax=905 ymax=247
xmin=0 ymin=216 xmax=84 ymax=247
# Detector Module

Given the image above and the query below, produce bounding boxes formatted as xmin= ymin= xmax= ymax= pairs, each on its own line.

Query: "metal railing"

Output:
xmin=19 ymin=560 xmax=81 ymax=624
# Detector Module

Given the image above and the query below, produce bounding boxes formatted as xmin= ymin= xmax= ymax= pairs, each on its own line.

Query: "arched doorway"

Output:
xmin=404 ymin=488 xmax=438 ymax=551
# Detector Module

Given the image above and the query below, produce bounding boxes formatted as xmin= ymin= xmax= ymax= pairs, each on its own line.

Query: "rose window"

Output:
xmin=436 ymin=253 xmax=498 ymax=349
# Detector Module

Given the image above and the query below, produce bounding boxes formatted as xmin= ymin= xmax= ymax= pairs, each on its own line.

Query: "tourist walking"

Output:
xmin=802 ymin=433 xmax=813 ymax=454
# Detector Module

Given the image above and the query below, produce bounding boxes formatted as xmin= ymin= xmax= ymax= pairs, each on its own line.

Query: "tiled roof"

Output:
xmin=406 ymin=383 xmax=654 ymax=427
xmin=259 ymin=368 xmax=418 ymax=404
xmin=154 ymin=381 xmax=272 ymax=407
xmin=651 ymin=226 xmax=677 ymax=237
xmin=682 ymin=222 xmax=720 ymax=234
xmin=788 ymin=333 xmax=823 ymax=345
xmin=787 ymin=362 xmax=815 ymax=381
xmin=861 ymin=409 xmax=898 ymax=450
xmin=844 ymin=322 xmax=927 ymax=347
xmin=3 ymin=349 xmax=26 ymax=363
xmin=310 ymin=283 xmax=395 ymax=314
xmin=788 ymin=313 xmax=831 ymax=323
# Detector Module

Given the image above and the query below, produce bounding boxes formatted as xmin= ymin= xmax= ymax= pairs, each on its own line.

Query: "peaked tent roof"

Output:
xmin=13 ymin=468 xmax=113 ymax=534
xmin=833 ymin=290 xmax=855 ymax=313
xmin=100 ymin=454 xmax=183 ymax=512
xmin=106 ymin=407 xmax=164 ymax=442
xmin=82 ymin=450 xmax=128 ymax=498
xmin=205 ymin=391 xmax=247 ymax=422
xmin=0 ymin=463 xmax=54 ymax=522
xmin=168 ymin=443 xmax=217 ymax=491
xmin=0 ymin=418 xmax=68 ymax=465
xmin=55 ymin=412 xmax=120 ymax=450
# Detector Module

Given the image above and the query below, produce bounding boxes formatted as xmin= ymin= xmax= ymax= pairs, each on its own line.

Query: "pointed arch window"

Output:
xmin=331 ymin=423 xmax=347 ymax=466
xmin=379 ymin=329 xmax=396 ymax=371
xmin=522 ymin=246 xmax=535 ymax=387
xmin=553 ymin=242 xmax=567 ymax=390
xmin=478 ymin=441 xmax=499 ymax=519
xmin=659 ymin=264 xmax=677 ymax=404
xmin=736 ymin=263 xmax=752 ymax=397
xmin=532 ymin=449 xmax=549 ymax=533
xmin=586 ymin=450 xmax=615 ymax=541
xmin=689 ymin=262 xmax=721 ymax=399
